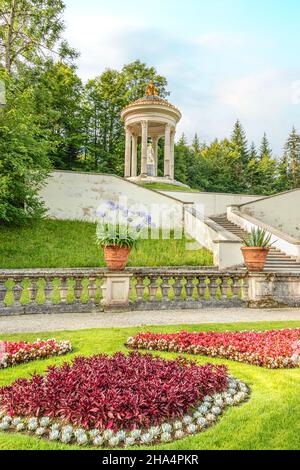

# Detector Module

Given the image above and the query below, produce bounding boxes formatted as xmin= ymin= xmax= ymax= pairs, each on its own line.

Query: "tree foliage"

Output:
xmin=0 ymin=0 xmax=77 ymax=73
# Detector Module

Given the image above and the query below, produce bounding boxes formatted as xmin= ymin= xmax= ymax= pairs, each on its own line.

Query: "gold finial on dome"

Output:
xmin=146 ymin=80 xmax=159 ymax=96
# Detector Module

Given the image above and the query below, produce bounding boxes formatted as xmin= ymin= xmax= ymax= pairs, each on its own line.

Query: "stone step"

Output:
xmin=210 ymin=213 xmax=299 ymax=271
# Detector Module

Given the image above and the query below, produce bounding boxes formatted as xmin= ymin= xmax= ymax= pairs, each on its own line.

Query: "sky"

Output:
xmin=64 ymin=0 xmax=300 ymax=155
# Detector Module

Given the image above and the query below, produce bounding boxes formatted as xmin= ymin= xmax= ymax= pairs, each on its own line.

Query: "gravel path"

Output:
xmin=0 ymin=308 xmax=300 ymax=334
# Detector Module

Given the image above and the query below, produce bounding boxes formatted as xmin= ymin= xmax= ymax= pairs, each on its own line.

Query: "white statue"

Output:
xmin=147 ymin=142 xmax=155 ymax=164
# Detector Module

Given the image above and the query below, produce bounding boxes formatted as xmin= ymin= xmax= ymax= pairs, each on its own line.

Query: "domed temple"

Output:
xmin=121 ymin=82 xmax=186 ymax=187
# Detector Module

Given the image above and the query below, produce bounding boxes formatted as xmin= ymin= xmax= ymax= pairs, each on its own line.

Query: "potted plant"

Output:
xmin=96 ymin=223 xmax=137 ymax=271
xmin=96 ymin=202 xmax=153 ymax=271
xmin=241 ymin=227 xmax=273 ymax=272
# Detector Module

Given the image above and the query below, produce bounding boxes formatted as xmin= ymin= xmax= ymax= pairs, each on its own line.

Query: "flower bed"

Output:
xmin=0 ymin=339 xmax=72 ymax=369
xmin=0 ymin=352 xmax=249 ymax=447
xmin=127 ymin=329 xmax=300 ymax=369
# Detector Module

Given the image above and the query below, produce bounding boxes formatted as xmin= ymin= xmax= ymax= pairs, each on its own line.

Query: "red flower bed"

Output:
xmin=127 ymin=329 xmax=300 ymax=369
xmin=0 ymin=339 xmax=72 ymax=369
xmin=0 ymin=352 xmax=228 ymax=430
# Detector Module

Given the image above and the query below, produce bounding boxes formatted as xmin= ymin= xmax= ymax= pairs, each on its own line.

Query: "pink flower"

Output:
xmin=127 ymin=329 xmax=300 ymax=369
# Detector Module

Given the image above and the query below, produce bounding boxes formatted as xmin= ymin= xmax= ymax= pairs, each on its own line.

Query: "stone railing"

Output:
xmin=2 ymin=268 xmax=299 ymax=314
xmin=0 ymin=269 xmax=107 ymax=315
xmin=0 ymin=268 xmax=248 ymax=315
xmin=129 ymin=268 xmax=248 ymax=310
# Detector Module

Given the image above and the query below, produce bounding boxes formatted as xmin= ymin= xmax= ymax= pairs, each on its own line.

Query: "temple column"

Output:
xmin=170 ymin=129 xmax=175 ymax=180
xmin=124 ymin=127 xmax=132 ymax=177
xmin=152 ymin=136 xmax=159 ymax=177
xmin=131 ymin=134 xmax=138 ymax=177
xmin=141 ymin=120 xmax=148 ymax=177
xmin=164 ymin=124 xmax=171 ymax=178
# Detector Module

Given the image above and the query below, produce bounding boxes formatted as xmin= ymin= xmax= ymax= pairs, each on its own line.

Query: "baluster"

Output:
xmin=185 ymin=276 xmax=194 ymax=300
xmin=209 ymin=276 xmax=218 ymax=299
xmin=13 ymin=280 xmax=22 ymax=307
xmin=198 ymin=276 xmax=206 ymax=298
xmin=60 ymin=277 xmax=68 ymax=304
xmin=29 ymin=279 xmax=38 ymax=304
xmin=135 ymin=276 xmax=145 ymax=301
xmin=148 ymin=276 xmax=158 ymax=301
xmin=74 ymin=277 xmax=83 ymax=302
xmin=161 ymin=276 xmax=171 ymax=301
xmin=88 ymin=277 xmax=96 ymax=304
xmin=232 ymin=276 xmax=241 ymax=299
xmin=173 ymin=276 xmax=183 ymax=301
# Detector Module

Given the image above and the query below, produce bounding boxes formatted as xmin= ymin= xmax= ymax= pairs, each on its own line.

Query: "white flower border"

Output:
xmin=0 ymin=340 xmax=72 ymax=369
xmin=0 ymin=376 xmax=250 ymax=448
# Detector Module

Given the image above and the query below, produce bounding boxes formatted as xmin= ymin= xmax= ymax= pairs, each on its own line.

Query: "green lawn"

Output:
xmin=143 ymin=183 xmax=199 ymax=192
xmin=0 ymin=219 xmax=213 ymax=269
xmin=0 ymin=321 xmax=299 ymax=450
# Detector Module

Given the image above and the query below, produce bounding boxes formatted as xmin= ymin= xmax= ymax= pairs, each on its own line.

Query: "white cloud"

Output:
xmin=219 ymin=69 xmax=292 ymax=119
xmin=64 ymin=14 xmax=148 ymax=80
xmin=192 ymin=31 xmax=248 ymax=49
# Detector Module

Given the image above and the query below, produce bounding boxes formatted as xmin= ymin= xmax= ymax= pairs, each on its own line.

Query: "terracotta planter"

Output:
xmin=103 ymin=246 xmax=131 ymax=271
xmin=241 ymin=247 xmax=269 ymax=272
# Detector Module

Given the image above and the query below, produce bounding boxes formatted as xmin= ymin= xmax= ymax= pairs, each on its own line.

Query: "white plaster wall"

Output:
xmin=161 ymin=191 xmax=262 ymax=217
xmin=40 ymin=171 xmax=186 ymax=228
xmin=239 ymin=189 xmax=300 ymax=240
xmin=184 ymin=210 xmax=244 ymax=269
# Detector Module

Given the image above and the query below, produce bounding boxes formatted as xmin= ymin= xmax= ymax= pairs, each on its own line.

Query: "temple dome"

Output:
xmin=122 ymin=94 xmax=181 ymax=114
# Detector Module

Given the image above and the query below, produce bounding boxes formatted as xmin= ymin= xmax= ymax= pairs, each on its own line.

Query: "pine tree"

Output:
xmin=255 ymin=133 xmax=276 ymax=194
xmin=281 ymin=127 xmax=300 ymax=189
xmin=249 ymin=142 xmax=257 ymax=160
xmin=259 ymin=132 xmax=272 ymax=159
xmin=192 ymin=133 xmax=201 ymax=153
xmin=247 ymin=142 xmax=259 ymax=192
xmin=231 ymin=120 xmax=249 ymax=164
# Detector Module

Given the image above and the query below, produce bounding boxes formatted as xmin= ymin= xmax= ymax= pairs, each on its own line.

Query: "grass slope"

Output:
xmin=143 ymin=183 xmax=199 ymax=192
xmin=0 ymin=321 xmax=299 ymax=450
xmin=0 ymin=220 xmax=213 ymax=269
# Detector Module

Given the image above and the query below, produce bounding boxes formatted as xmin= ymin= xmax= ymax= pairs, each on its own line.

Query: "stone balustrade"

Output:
xmin=1 ymin=268 xmax=299 ymax=315
xmin=0 ymin=269 xmax=106 ymax=314
xmin=129 ymin=269 xmax=247 ymax=310
xmin=0 ymin=268 xmax=248 ymax=315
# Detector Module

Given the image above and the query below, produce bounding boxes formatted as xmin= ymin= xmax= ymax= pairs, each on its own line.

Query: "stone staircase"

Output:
xmin=210 ymin=214 xmax=300 ymax=273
